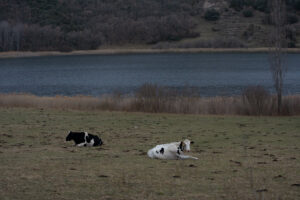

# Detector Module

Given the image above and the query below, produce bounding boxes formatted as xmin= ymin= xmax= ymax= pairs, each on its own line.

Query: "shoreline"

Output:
xmin=0 ymin=93 xmax=299 ymax=115
xmin=1 ymin=47 xmax=300 ymax=59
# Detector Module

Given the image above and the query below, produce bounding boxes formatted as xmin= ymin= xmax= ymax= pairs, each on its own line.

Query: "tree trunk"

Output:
xmin=269 ymin=0 xmax=286 ymax=115
xmin=277 ymin=91 xmax=282 ymax=114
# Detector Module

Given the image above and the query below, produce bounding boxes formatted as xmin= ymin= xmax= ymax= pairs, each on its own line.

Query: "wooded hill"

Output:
xmin=0 ymin=0 xmax=300 ymax=52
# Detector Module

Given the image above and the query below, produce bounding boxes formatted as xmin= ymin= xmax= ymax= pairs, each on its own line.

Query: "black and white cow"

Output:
xmin=147 ymin=139 xmax=198 ymax=160
xmin=66 ymin=131 xmax=103 ymax=147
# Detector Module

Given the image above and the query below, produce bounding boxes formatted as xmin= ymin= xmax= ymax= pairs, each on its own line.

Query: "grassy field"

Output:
xmin=0 ymin=108 xmax=299 ymax=200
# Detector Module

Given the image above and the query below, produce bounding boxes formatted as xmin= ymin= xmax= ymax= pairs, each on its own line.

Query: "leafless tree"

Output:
xmin=269 ymin=0 xmax=287 ymax=114
xmin=12 ymin=23 xmax=23 ymax=51
xmin=0 ymin=21 xmax=11 ymax=51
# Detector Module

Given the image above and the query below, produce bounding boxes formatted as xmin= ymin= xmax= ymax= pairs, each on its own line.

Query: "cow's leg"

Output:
xmin=77 ymin=142 xmax=86 ymax=147
xmin=86 ymin=139 xmax=95 ymax=147
xmin=177 ymin=154 xmax=198 ymax=160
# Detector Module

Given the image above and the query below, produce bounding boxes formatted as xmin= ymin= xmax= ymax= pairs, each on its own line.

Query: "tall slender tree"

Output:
xmin=269 ymin=0 xmax=287 ymax=114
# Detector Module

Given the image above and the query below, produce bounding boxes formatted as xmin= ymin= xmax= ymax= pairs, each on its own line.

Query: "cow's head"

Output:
xmin=180 ymin=139 xmax=193 ymax=152
xmin=66 ymin=131 xmax=74 ymax=141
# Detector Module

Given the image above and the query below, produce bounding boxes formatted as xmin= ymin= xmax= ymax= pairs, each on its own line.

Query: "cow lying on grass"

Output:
xmin=147 ymin=139 xmax=198 ymax=160
xmin=66 ymin=131 xmax=103 ymax=147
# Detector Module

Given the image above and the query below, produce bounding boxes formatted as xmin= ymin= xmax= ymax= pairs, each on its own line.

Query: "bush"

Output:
xmin=242 ymin=85 xmax=270 ymax=115
xmin=287 ymin=0 xmax=300 ymax=10
xmin=230 ymin=0 xmax=246 ymax=11
xmin=286 ymin=25 xmax=297 ymax=48
xmin=287 ymin=14 xmax=299 ymax=24
xmin=230 ymin=0 xmax=254 ymax=11
xmin=134 ymin=83 xmax=172 ymax=113
xmin=204 ymin=9 xmax=220 ymax=21
xmin=153 ymin=37 xmax=247 ymax=49
xmin=262 ymin=14 xmax=272 ymax=25
xmin=296 ymin=0 xmax=300 ymax=10
xmin=243 ymin=9 xmax=254 ymax=17
xmin=253 ymin=0 xmax=269 ymax=12
xmin=230 ymin=0 xmax=269 ymax=13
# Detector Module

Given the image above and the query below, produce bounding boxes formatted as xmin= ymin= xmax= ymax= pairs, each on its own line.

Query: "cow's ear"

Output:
xmin=179 ymin=141 xmax=185 ymax=151
xmin=191 ymin=141 xmax=194 ymax=144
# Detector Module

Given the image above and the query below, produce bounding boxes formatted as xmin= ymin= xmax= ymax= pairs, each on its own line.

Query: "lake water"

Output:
xmin=0 ymin=53 xmax=299 ymax=97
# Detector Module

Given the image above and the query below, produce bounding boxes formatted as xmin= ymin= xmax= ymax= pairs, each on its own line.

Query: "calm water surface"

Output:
xmin=0 ymin=53 xmax=299 ymax=96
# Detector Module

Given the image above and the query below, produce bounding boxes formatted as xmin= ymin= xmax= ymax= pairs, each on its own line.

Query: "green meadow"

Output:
xmin=0 ymin=108 xmax=299 ymax=200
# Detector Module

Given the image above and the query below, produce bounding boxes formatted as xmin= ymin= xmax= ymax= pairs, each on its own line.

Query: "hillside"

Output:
xmin=0 ymin=0 xmax=300 ymax=52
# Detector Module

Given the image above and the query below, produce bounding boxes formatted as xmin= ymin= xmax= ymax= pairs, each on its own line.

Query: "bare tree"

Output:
xmin=0 ymin=21 xmax=11 ymax=51
xmin=12 ymin=23 xmax=24 ymax=51
xmin=269 ymin=0 xmax=287 ymax=114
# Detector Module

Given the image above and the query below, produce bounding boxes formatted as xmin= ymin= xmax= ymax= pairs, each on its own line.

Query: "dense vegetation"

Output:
xmin=230 ymin=0 xmax=300 ymax=11
xmin=0 ymin=0 xmax=201 ymax=51
xmin=0 ymin=0 xmax=299 ymax=51
xmin=1 ymin=84 xmax=300 ymax=115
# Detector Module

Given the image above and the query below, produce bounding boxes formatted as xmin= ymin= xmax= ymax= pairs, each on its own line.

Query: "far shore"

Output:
xmin=1 ymin=47 xmax=300 ymax=59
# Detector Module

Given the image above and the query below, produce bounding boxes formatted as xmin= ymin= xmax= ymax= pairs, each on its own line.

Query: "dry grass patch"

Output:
xmin=1 ymin=92 xmax=300 ymax=115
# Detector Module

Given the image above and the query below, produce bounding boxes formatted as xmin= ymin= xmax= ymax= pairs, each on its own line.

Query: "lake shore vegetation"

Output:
xmin=1 ymin=84 xmax=299 ymax=116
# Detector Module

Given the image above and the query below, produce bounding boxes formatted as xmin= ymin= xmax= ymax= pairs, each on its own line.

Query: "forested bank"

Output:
xmin=0 ymin=0 xmax=199 ymax=51
xmin=0 ymin=0 xmax=300 ymax=51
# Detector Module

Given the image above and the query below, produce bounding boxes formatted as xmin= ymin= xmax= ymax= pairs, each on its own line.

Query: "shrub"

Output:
xmin=287 ymin=41 xmax=296 ymax=48
xmin=287 ymin=14 xmax=299 ymax=24
xmin=230 ymin=0 xmax=254 ymax=11
xmin=285 ymin=25 xmax=297 ymax=48
xmin=243 ymin=24 xmax=256 ymax=39
xmin=296 ymin=0 xmax=300 ymax=10
xmin=204 ymin=9 xmax=220 ymax=21
xmin=243 ymin=9 xmax=254 ymax=17
xmin=262 ymin=14 xmax=272 ymax=25
xmin=281 ymin=95 xmax=300 ymax=115
xmin=155 ymin=37 xmax=247 ymax=49
xmin=230 ymin=0 xmax=269 ymax=13
xmin=288 ymin=0 xmax=300 ymax=10
xmin=242 ymin=85 xmax=271 ymax=115
xmin=253 ymin=0 xmax=269 ymax=12
xmin=134 ymin=83 xmax=171 ymax=113
xmin=230 ymin=0 xmax=246 ymax=11
xmin=243 ymin=8 xmax=253 ymax=17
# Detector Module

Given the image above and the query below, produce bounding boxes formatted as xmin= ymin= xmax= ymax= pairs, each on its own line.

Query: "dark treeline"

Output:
xmin=0 ymin=0 xmax=201 ymax=51
xmin=0 ymin=0 xmax=299 ymax=51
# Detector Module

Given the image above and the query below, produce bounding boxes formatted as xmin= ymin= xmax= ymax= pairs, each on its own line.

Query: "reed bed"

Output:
xmin=1 ymin=92 xmax=299 ymax=116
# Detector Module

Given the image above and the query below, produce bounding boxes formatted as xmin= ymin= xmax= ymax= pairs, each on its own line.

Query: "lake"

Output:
xmin=0 ymin=53 xmax=299 ymax=97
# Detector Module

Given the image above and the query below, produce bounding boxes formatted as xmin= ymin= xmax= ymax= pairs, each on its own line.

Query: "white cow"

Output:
xmin=147 ymin=139 xmax=198 ymax=160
